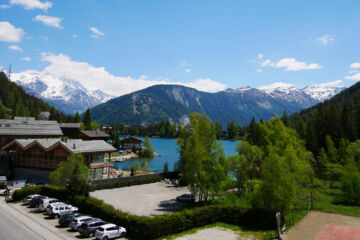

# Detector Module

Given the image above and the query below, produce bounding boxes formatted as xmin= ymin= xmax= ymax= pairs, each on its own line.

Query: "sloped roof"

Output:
xmin=0 ymin=118 xmax=63 ymax=136
xmin=2 ymin=138 xmax=116 ymax=153
xmin=120 ymin=137 xmax=143 ymax=143
xmin=59 ymin=123 xmax=81 ymax=128
xmin=80 ymin=130 xmax=109 ymax=138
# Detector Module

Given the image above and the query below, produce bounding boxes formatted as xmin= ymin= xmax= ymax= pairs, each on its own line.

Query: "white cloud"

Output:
xmin=21 ymin=57 xmax=31 ymax=61
xmin=257 ymin=69 xmax=262 ymax=73
xmin=345 ymin=73 xmax=360 ymax=81
xmin=258 ymin=53 xmax=263 ymax=60
xmin=310 ymin=80 xmax=343 ymax=87
xmin=260 ymin=57 xmax=321 ymax=71
xmin=9 ymin=44 xmax=23 ymax=52
xmin=316 ymin=34 xmax=334 ymax=45
xmin=72 ymin=34 xmax=77 ymax=38
xmin=350 ymin=62 xmax=360 ymax=69
xmin=0 ymin=4 xmax=10 ymax=9
xmin=184 ymin=79 xmax=226 ymax=92
xmin=39 ymin=36 xmax=49 ymax=40
xmin=276 ymin=58 xmax=321 ymax=71
xmin=33 ymin=15 xmax=63 ymax=29
xmin=90 ymin=27 xmax=104 ymax=39
xmin=0 ymin=22 xmax=24 ymax=42
xmin=185 ymin=68 xmax=191 ymax=73
xmin=261 ymin=59 xmax=275 ymax=67
xmin=10 ymin=0 xmax=52 ymax=11
xmin=349 ymin=70 xmax=358 ymax=74
xmin=35 ymin=53 xmax=226 ymax=96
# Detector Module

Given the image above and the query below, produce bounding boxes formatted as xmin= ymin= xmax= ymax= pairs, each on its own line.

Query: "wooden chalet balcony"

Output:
xmin=89 ymin=162 xmax=113 ymax=169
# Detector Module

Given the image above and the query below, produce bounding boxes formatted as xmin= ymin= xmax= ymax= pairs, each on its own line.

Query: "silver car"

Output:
xmin=70 ymin=216 xmax=94 ymax=231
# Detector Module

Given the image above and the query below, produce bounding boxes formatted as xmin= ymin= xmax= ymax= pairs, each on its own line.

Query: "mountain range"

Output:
xmin=0 ymin=68 xmax=345 ymax=125
xmin=9 ymin=70 xmax=113 ymax=114
xmin=89 ymin=83 xmax=345 ymax=126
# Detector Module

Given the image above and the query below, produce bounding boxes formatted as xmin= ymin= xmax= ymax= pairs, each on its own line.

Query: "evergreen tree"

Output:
xmin=83 ymin=108 xmax=92 ymax=130
xmin=74 ymin=112 xmax=81 ymax=123
xmin=215 ymin=120 xmax=222 ymax=139
xmin=227 ymin=120 xmax=237 ymax=139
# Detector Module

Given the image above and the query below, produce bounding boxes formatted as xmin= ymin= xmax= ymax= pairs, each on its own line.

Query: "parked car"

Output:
xmin=79 ymin=219 xmax=108 ymax=238
xmin=46 ymin=202 xmax=65 ymax=215
xmin=49 ymin=204 xmax=78 ymax=218
xmin=95 ymin=224 xmax=126 ymax=240
xmin=39 ymin=198 xmax=60 ymax=212
xmin=70 ymin=216 xmax=94 ymax=231
xmin=176 ymin=193 xmax=195 ymax=202
xmin=29 ymin=195 xmax=48 ymax=208
xmin=23 ymin=194 xmax=40 ymax=205
xmin=58 ymin=213 xmax=83 ymax=227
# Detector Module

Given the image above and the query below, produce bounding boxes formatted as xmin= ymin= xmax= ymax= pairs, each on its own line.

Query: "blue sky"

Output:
xmin=1 ymin=0 xmax=360 ymax=96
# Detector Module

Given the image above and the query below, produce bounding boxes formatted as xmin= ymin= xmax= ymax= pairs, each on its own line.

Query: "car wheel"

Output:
xmin=56 ymin=214 xmax=60 ymax=219
xmin=103 ymin=237 xmax=108 ymax=240
xmin=88 ymin=232 xmax=94 ymax=238
xmin=121 ymin=232 xmax=126 ymax=237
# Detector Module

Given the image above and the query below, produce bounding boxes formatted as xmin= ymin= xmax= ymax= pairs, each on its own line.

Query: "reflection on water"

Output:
xmin=113 ymin=137 xmax=239 ymax=173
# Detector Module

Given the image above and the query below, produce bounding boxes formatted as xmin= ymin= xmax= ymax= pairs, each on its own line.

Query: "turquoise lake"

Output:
xmin=113 ymin=137 xmax=239 ymax=172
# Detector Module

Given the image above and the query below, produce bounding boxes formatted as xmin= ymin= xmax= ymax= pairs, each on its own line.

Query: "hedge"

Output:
xmin=13 ymin=185 xmax=275 ymax=239
xmin=89 ymin=175 xmax=163 ymax=191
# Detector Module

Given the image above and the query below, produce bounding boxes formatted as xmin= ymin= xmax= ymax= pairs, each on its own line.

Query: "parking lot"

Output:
xmin=91 ymin=181 xmax=191 ymax=216
xmin=2 ymin=197 xmax=128 ymax=240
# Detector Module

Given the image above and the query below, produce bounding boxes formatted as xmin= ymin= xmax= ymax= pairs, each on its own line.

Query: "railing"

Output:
xmin=89 ymin=171 xmax=179 ymax=186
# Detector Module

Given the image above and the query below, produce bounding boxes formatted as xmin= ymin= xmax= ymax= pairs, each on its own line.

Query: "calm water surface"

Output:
xmin=113 ymin=137 xmax=239 ymax=173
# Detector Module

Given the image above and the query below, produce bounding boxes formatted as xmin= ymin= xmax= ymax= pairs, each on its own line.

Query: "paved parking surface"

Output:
xmin=173 ymin=227 xmax=256 ymax=240
xmin=91 ymin=181 xmax=191 ymax=216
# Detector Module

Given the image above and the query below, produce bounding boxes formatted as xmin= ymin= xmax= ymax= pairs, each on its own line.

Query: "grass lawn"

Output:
xmin=157 ymin=222 xmax=275 ymax=240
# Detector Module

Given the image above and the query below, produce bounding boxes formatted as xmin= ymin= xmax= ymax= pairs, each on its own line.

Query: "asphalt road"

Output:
xmin=0 ymin=199 xmax=43 ymax=240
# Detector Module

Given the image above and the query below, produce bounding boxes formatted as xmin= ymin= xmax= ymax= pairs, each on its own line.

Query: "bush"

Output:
xmin=12 ymin=184 xmax=275 ymax=239
xmin=341 ymin=170 xmax=360 ymax=204
xmin=90 ymin=176 xmax=162 ymax=191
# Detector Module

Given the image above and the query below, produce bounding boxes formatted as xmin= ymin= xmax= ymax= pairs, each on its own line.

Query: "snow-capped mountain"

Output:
xmin=10 ymin=70 xmax=113 ymax=114
xmin=302 ymin=82 xmax=345 ymax=102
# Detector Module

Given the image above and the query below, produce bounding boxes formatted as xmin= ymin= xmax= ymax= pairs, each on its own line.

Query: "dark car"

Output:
xmin=78 ymin=219 xmax=107 ymax=238
xmin=29 ymin=195 xmax=47 ymax=208
xmin=58 ymin=213 xmax=82 ymax=227
xmin=176 ymin=193 xmax=195 ymax=202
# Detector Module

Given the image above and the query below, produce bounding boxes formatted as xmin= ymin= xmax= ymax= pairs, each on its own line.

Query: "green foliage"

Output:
xmin=235 ymin=141 xmax=263 ymax=179
xmin=341 ymin=166 xmax=360 ymax=204
xmin=83 ymin=108 xmax=92 ymax=130
xmin=140 ymin=136 xmax=154 ymax=158
xmin=178 ymin=113 xmax=228 ymax=201
xmin=74 ymin=111 xmax=81 ymax=123
xmin=227 ymin=120 xmax=237 ymax=139
xmin=49 ymin=153 xmax=89 ymax=198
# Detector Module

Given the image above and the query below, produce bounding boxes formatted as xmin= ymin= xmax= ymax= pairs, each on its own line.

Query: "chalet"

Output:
xmin=0 ymin=117 xmax=63 ymax=148
xmin=59 ymin=123 xmax=81 ymax=138
xmin=1 ymin=138 xmax=116 ymax=183
xmin=74 ymin=130 xmax=110 ymax=141
xmin=120 ymin=137 xmax=143 ymax=150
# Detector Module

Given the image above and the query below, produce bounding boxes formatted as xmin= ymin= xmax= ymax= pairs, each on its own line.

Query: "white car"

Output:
xmin=95 ymin=223 xmax=126 ymax=240
xmin=38 ymin=198 xmax=59 ymax=212
xmin=46 ymin=202 xmax=64 ymax=215
xmin=70 ymin=216 xmax=94 ymax=231
xmin=49 ymin=204 xmax=78 ymax=218
xmin=23 ymin=194 xmax=40 ymax=205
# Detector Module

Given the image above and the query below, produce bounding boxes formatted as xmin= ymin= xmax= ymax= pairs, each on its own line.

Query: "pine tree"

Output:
xmin=83 ymin=108 xmax=92 ymax=130
xmin=74 ymin=112 xmax=81 ymax=123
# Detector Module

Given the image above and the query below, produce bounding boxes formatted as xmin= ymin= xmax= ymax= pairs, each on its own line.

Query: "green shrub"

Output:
xmin=90 ymin=176 xmax=162 ymax=191
xmin=341 ymin=170 xmax=360 ymax=204
xmin=12 ymin=185 xmax=275 ymax=239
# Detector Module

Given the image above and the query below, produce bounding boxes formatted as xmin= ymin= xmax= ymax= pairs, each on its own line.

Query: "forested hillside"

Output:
xmin=287 ymin=81 xmax=360 ymax=156
xmin=0 ymin=72 xmax=72 ymax=122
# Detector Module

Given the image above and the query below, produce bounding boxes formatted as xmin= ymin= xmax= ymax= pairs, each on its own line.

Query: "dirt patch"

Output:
xmin=174 ymin=226 xmax=256 ymax=240
xmin=284 ymin=211 xmax=360 ymax=240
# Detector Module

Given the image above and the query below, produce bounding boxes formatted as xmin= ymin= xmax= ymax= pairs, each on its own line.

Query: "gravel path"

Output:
xmin=173 ymin=226 xmax=256 ymax=240
xmin=283 ymin=211 xmax=360 ymax=240
xmin=91 ymin=181 xmax=190 ymax=216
